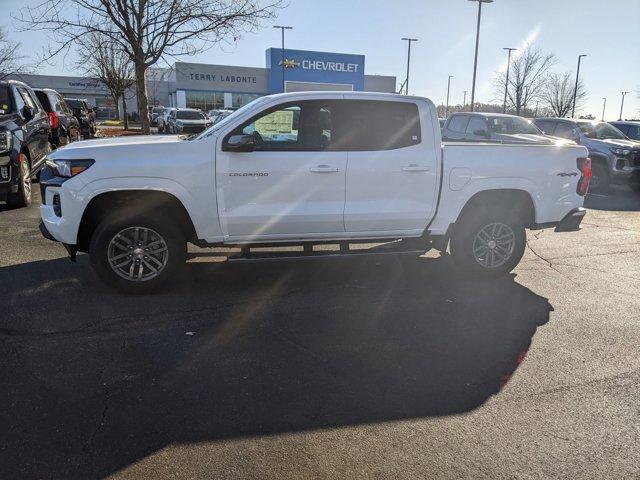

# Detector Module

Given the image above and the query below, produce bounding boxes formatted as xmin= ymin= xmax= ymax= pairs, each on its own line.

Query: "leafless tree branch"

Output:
xmin=15 ymin=0 xmax=284 ymax=133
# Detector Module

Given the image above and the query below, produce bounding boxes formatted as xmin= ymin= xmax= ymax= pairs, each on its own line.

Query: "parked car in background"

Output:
xmin=33 ymin=88 xmax=81 ymax=148
xmin=149 ymin=106 xmax=165 ymax=125
xmin=64 ymin=98 xmax=96 ymax=139
xmin=167 ymin=108 xmax=211 ymax=134
xmin=39 ymin=91 xmax=589 ymax=291
xmin=438 ymin=118 xmax=446 ymax=128
xmin=442 ymin=112 xmax=554 ymax=144
xmin=609 ymin=121 xmax=640 ymax=141
xmin=0 ymin=80 xmax=51 ymax=207
xmin=534 ymin=118 xmax=640 ymax=192
xmin=158 ymin=107 xmax=176 ymax=133
xmin=207 ymin=109 xmax=233 ymax=123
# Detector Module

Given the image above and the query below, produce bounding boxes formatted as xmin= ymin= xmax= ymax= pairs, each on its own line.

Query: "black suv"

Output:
xmin=64 ymin=98 xmax=96 ymax=139
xmin=33 ymin=88 xmax=81 ymax=148
xmin=0 ymin=80 xmax=51 ymax=207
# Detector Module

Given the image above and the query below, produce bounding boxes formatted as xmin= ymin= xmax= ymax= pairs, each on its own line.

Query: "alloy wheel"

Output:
xmin=107 ymin=226 xmax=169 ymax=281
xmin=472 ymin=222 xmax=516 ymax=269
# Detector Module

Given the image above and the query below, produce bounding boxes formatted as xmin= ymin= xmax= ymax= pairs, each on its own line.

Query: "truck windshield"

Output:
xmin=577 ymin=122 xmax=627 ymax=140
xmin=489 ymin=116 xmax=541 ymax=135
xmin=0 ymin=85 xmax=12 ymax=114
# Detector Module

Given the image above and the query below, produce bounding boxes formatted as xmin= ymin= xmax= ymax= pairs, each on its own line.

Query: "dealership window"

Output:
xmin=232 ymin=93 xmax=262 ymax=108
xmin=186 ymin=91 xmax=225 ymax=111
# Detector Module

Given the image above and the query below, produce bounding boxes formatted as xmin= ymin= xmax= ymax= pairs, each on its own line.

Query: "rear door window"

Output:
xmin=554 ymin=122 xmax=578 ymax=139
xmin=466 ymin=116 xmax=487 ymax=135
xmin=34 ymin=91 xmax=52 ymax=112
xmin=535 ymin=120 xmax=556 ymax=135
xmin=625 ymin=125 xmax=640 ymax=140
xmin=447 ymin=115 xmax=469 ymax=133
xmin=331 ymin=100 xmax=421 ymax=151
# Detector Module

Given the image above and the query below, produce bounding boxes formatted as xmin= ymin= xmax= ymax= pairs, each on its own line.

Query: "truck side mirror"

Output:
xmin=223 ymin=134 xmax=255 ymax=152
xmin=22 ymin=105 xmax=34 ymax=121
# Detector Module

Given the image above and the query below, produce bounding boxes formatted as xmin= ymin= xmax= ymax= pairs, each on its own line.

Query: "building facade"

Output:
xmin=11 ymin=48 xmax=397 ymax=118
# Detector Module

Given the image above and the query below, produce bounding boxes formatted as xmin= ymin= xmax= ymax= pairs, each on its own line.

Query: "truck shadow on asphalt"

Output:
xmin=1 ymin=254 xmax=552 ymax=479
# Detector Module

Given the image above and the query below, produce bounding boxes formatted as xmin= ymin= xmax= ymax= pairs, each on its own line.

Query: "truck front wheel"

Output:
xmin=89 ymin=214 xmax=186 ymax=293
xmin=450 ymin=208 xmax=526 ymax=278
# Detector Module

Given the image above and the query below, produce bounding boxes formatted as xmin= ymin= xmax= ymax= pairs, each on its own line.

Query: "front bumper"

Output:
xmin=555 ymin=207 xmax=586 ymax=232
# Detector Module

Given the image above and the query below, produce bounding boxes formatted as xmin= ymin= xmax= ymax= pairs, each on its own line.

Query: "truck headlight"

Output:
xmin=610 ymin=147 xmax=631 ymax=156
xmin=45 ymin=158 xmax=95 ymax=178
xmin=0 ymin=131 xmax=12 ymax=153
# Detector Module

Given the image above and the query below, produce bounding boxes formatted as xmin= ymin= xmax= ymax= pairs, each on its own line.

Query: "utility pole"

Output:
xmin=619 ymin=91 xmax=630 ymax=121
xmin=601 ymin=97 xmax=606 ymax=121
xmin=468 ymin=0 xmax=493 ymax=112
xmin=274 ymin=25 xmax=292 ymax=93
xmin=571 ymin=54 xmax=587 ymax=118
xmin=445 ymin=75 xmax=453 ymax=117
xmin=401 ymin=38 xmax=418 ymax=95
xmin=502 ymin=47 xmax=516 ymax=113
xmin=463 ymin=90 xmax=467 ymax=111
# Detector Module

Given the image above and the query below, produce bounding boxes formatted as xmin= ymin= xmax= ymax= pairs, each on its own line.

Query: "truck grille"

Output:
xmin=0 ymin=165 xmax=10 ymax=183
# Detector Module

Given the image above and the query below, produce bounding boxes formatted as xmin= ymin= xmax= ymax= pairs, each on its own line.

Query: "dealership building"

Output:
xmin=11 ymin=48 xmax=397 ymax=118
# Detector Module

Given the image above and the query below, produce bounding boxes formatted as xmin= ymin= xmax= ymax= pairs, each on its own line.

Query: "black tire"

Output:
xmin=450 ymin=207 xmax=526 ymax=278
xmin=89 ymin=213 xmax=186 ymax=293
xmin=7 ymin=154 xmax=32 ymax=208
xmin=589 ymin=162 xmax=610 ymax=193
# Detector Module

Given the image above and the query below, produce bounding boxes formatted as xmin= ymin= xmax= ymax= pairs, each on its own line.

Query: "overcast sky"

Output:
xmin=4 ymin=0 xmax=639 ymax=119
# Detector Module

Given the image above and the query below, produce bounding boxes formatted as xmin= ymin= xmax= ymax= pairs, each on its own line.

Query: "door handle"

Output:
xmin=310 ymin=165 xmax=339 ymax=173
xmin=402 ymin=164 xmax=430 ymax=172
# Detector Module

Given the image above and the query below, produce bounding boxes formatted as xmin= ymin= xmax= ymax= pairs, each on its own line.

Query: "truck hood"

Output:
xmin=48 ymin=134 xmax=187 ymax=160
xmin=596 ymin=138 xmax=640 ymax=149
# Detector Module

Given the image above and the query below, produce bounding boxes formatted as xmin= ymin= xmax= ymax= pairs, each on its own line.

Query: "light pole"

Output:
xmin=463 ymin=90 xmax=468 ymax=111
xmin=274 ymin=25 xmax=292 ymax=93
xmin=571 ymin=54 xmax=587 ymax=118
xmin=468 ymin=0 xmax=493 ymax=112
xmin=502 ymin=47 xmax=516 ymax=113
xmin=401 ymin=38 xmax=418 ymax=95
xmin=601 ymin=97 xmax=606 ymax=121
xmin=445 ymin=75 xmax=454 ymax=117
xmin=619 ymin=91 xmax=630 ymax=120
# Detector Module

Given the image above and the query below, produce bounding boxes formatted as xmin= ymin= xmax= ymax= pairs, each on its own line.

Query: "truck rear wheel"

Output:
xmin=450 ymin=208 xmax=526 ymax=278
xmin=89 ymin=214 xmax=186 ymax=293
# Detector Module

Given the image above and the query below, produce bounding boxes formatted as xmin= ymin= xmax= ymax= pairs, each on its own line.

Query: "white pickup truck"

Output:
xmin=39 ymin=92 xmax=590 ymax=292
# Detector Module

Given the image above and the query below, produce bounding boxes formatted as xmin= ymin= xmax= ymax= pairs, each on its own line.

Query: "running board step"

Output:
xmin=226 ymin=242 xmax=427 ymax=263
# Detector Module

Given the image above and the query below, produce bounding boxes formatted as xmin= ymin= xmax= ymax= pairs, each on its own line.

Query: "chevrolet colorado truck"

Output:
xmin=39 ymin=92 xmax=590 ymax=292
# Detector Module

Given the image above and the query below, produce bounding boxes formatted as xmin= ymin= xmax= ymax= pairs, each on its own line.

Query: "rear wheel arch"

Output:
xmin=456 ymin=189 xmax=536 ymax=228
xmin=77 ymin=190 xmax=198 ymax=252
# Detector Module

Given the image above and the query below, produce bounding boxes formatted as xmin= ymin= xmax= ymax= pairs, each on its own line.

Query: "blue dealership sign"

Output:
xmin=266 ymin=48 xmax=365 ymax=93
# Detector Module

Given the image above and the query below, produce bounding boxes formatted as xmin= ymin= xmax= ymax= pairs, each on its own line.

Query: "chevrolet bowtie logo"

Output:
xmin=280 ymin=59 xmax=300 ymax=68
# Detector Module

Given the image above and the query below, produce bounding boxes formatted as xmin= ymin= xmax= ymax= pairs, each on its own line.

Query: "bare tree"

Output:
xmin=541 ymin=72 xmax=587 ymax=118
xmin=76 ymin=33 xmax=135 ymax=129
xmin=17 ymin=0 xmax=283 ymax=133
xmin=0 ymin=26 xmax=29 ymax=79
xmin=494 ymin=44 xmax=556 ymax=116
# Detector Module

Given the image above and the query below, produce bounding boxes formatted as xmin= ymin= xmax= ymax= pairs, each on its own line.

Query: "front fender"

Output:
xmin=77 ymin=177 xmax=221 ymax=241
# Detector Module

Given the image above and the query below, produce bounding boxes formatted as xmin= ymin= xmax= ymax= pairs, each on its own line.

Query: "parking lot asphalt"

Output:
xmin=1 ymin=188 xmax=639 ymax=480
